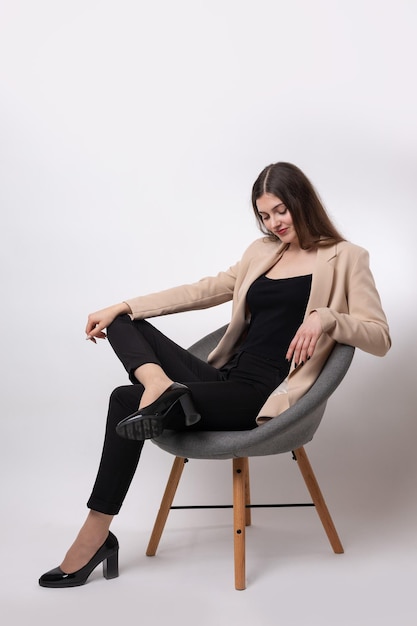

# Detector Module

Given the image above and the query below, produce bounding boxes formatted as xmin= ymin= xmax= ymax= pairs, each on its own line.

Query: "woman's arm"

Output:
xmin=85 ymin=261 xmax=241 ymax=341
xmin=124 ymin=264 xmax=240 ymax=320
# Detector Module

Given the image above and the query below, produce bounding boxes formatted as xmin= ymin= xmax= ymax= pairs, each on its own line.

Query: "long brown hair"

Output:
xmin=251 ymin=162 xmax=345 ymax=248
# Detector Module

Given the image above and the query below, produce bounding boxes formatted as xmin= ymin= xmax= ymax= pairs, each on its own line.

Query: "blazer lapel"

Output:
xmin=305 ymin=243 xmax=337 ymax=315
xmin=236 ymin=242 xmax=287 ymax=302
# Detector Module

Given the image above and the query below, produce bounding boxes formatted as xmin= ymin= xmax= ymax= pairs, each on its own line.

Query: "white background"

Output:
xmin=1 ymin=1 xmax=416 ymax=625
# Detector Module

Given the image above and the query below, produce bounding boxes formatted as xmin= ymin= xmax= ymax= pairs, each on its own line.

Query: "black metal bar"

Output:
xmin=170 ymin=503 xmax=315 ymax=510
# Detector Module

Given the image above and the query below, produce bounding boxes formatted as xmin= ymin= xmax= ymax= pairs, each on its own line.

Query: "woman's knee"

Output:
xmin=106 ymin=313 xmax=132 ymax=341
xmin=109 ymin=385 xmax=143 ymax=416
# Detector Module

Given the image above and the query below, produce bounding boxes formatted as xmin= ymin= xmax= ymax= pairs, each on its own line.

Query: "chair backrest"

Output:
xmin=152 ymin=328 xmax=354 ymax=460
xmin=188 ymin=324 xmax=228 ymax=361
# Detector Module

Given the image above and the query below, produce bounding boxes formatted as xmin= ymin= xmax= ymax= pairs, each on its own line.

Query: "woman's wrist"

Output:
xmin=116 ymin=302 xmax=132 ymax=315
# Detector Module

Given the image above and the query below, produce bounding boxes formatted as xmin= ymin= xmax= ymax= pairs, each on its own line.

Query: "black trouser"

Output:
xmin=86 ymin=315 xmax=286 ymax=514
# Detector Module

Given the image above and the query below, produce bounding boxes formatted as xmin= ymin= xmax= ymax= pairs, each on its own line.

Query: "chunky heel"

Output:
xmin=103 ymin=550 xmax=119 ymax=579
xmin=179 ymin=392 xmax=201 ymax=426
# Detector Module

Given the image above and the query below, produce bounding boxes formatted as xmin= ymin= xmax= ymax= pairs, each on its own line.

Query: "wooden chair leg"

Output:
xmin=146 ymin=456 xmax=186 ymax=557
xmin=243 ymin=457 xmax=251 ymax=527
xmin=233 ymin=457 xmax=247 ymax=590
xmin=294 ymin=446 xmax=344 ymax=554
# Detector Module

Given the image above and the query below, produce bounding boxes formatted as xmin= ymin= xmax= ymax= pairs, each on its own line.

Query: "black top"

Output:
xmin=240 ymin=274 xmax=312 ymax=366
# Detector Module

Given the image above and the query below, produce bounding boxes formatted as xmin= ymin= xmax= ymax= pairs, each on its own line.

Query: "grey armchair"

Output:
xmin=146 ymin=326 xmax=355 ymax=589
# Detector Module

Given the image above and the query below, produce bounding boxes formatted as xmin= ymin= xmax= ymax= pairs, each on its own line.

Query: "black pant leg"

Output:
xmin=87 ymin=317 xmax=224 ymax=514
xmin=87 ymin=319 xmax=283 ymax=515
xmin=168 ymin=380 xmax=265 ymax=431
xmin=86 ymin=385 xmax=144 ymax=515
xmin=107 ymin=315 xmax=222 ymax=384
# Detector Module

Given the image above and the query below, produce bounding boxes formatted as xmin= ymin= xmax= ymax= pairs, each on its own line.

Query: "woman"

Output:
xmin=39 ymin=162 xmax=391 ymax=588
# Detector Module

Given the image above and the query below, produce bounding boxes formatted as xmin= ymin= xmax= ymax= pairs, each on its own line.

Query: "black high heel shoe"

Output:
xmin=39 ymin=531 xmax=119 ymax=588
xmin=116 ymin=382 xmax=201 ymax=440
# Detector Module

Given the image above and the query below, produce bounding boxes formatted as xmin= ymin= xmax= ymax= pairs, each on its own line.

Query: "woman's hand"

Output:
xmin=286 ymin=311 xmax=323 ymax=366
xmin=85 ymin=302 xmax=131 ymax=343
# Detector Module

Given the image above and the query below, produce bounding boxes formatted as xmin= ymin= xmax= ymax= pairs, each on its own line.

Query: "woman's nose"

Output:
xmin=270 ymin=213 xmax=281 ymax=228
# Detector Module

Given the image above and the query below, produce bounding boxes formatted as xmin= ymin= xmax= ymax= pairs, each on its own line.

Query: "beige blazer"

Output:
xmin=125 ymin=238 xmax=391 ymax=423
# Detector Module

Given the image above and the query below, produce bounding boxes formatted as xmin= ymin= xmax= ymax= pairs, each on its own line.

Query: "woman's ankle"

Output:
xmin=138 ymin=380 xmax=174 ymax=409
xmin=59 ymin=511 xmax=113 ymax=573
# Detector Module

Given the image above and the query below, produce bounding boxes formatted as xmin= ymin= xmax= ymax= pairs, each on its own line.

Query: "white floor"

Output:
xmin=2 ymin=401 xmax=417 ymax=626
xmin=9 ymin=513 xmax=415 ymax=626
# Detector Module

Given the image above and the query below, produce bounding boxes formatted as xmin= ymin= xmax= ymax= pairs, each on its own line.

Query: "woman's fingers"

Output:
xmin=86 ymin=329 xmax=107 ymax=342
xmin=85 ymin=311 xmax=112 ymax=341
xmin=286 ymin=312 xmax=322 ymax=366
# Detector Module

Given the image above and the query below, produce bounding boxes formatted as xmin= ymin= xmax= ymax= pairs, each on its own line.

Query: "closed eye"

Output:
xmin=258 ymin=204 xmax=287 ymax=221
xmin=275 ymin=203 xmax=287 ymax=215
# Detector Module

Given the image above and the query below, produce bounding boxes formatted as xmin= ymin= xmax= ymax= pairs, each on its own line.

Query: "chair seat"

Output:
xmin=152 ymin=406 xmax=324 ymax=459
xmin=152 ymin=342 xmax=354 ymax=459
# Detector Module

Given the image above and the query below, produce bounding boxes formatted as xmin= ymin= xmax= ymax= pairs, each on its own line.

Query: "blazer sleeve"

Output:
xmin=315 ymin=247 xmax=391 ymax=356
xmin=124 ymin=263 xmax=240 ymax=320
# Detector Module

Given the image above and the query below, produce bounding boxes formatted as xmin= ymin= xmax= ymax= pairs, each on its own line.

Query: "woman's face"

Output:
xmin=256 ymin=193 xmax=299 ymax=246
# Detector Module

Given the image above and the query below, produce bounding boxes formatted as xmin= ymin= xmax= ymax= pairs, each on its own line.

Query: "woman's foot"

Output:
xmin=39 ymin=532 xmax=119 ymax=588
xmin=39 ymin=511 xmax=117 ymax=588
xmin=132 ymin=363 xmax=179 ymax=411
xmin=116 ymin=382 xmax=200 ymax=440
xmin=60 ymin=511 xmax=113 ymax=574
xmin=60 ymin=531 xmax=109 ymax=574
xmin=138 ymin=380 xmax=175 ymax=411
